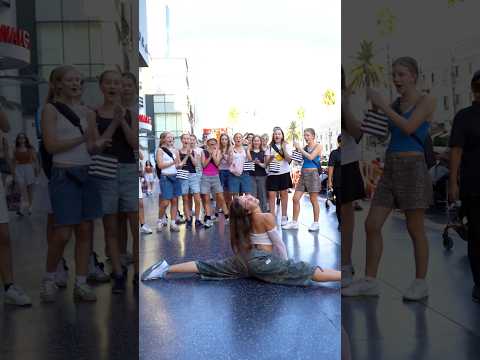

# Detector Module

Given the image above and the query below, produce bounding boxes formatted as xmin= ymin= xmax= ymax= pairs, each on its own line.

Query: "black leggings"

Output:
xmin=334 ymin=187 xmax=341 ymax=225
xmin=464 ymin=197 xmax=480 ymax=286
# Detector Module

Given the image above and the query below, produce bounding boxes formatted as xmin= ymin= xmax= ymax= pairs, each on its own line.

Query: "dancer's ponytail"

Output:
xmin=229 ymin=197 xmax=252 ymax=257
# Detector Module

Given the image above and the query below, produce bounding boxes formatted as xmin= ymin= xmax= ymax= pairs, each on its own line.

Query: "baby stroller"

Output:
xmin=430 ymin=162 xmax=449 ymax=209
xmin=325 ymin=188 xmax=336 ymax=209
xmin=442 ymin=201 xmax=468 ymax=250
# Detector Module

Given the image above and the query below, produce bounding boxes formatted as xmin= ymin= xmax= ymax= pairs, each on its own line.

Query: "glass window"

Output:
xmin=154 ymin=114 xmax=166 ymax=132
xmin=165 ymin=94 xmax=175 ymax=102
xmin=37 ymin=23 xmax=63 ymax=65
xmin=64 ymin=22 xmax=90 ymax=65
xmin=35 ymin=0 xmax=62 ymax=21
xmin=154 ymin=95 xmax=165 ymax=102
xmin=89 ymin=23 xmax=104 ymax=64
xmin=166 ymin=114 xmax=177 ymax=131
xmin=154 ymin=102 xmax=166 ymax=113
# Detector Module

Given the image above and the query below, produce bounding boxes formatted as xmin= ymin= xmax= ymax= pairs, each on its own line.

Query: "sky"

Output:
xmin=146 ymin=0 xmax=341 ymax=134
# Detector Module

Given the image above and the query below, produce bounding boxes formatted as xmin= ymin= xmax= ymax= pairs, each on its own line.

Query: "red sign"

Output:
xmin=138 ymin=114 xmax=151 ymax=124
xmin=0 ymin=25 xmax=30 ymax=49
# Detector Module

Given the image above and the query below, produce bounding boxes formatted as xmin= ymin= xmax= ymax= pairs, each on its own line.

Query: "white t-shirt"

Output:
xmin=265 ymin=142 xmax=293 ymax=175
xmin=341 ymin=131 xmax=361 ymax=165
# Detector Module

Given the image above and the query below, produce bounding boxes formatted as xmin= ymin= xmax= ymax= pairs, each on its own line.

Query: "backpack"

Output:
xmin=392 ymin=98 xmax=436 ymax=169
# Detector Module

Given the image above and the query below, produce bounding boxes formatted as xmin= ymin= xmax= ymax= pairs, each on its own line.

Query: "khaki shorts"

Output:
xmin=372 ymin=153 xmax=433 ymax=210
xmin=295 ymin=170 xmax=321 ymax=193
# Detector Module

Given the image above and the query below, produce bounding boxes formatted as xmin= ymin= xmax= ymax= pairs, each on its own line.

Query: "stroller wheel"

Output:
xmin=442 ymin=232 xmax=454 ymax=250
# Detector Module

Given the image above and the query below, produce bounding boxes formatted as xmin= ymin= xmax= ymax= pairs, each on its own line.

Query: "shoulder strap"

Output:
xmin=50 ymin=102 xmax=84 ymax=135
xmin=161 ymin=146 xmax=174 ymax=160
xmin=271 ymin=143 xmax=284 ymax=158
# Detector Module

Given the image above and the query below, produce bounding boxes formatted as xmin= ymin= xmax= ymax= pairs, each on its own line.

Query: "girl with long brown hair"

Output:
xmin=141 ymin=194 xmax=340 ymax=284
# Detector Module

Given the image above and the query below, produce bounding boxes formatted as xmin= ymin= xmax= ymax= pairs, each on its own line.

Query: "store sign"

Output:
xmin=139 ymin=114 xmax=152 ymax=131
xmin=0 ymin=24 xmax=31 ymax=70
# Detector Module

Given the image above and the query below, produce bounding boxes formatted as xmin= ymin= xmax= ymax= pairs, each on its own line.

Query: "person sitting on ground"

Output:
xmin=142 ymin=194 xmax=341 ymax=285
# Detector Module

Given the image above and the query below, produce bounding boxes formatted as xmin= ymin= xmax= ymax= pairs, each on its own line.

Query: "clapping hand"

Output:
xmin=366 ymin=88 xmax=387 ymax=112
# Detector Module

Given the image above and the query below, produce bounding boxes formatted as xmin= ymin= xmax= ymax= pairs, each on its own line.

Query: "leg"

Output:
xmin=405 ymin=209 xmax=429 ymax=279
xmin=182 ymin=195 xmax=191 ymax=220
xmin=127 ymin=211 xmax=139 ymax=275
xmin=193 ymin=193 xmax=202 ymax=219
xmin=158 ymin=199 xmax=169 ymax=219
xmin=309 ymin=192 xmax=320 ymax=222
xmin=169 ymin=198 xmax=178 ymax=222
xmin=465 ymin=198 xmax=480 ymax=286
xmin=0 ymin=223 xmax=13 ymax=283
xmin=341 ymin=202 xmax=354 ymax=266
xmin=168 ymin=261 xmax=199 ymax=273
xmin=74 ymin=221 xmax=93 ymax=276
xmin=139 ymin=199 xmax=145 ymax=224
xmin=46 ymin=226 xmax=72 ymax=273
xmin=292 ymin=191 xmax=303 ymax=222
xmin=268 ymin=191 xmax=276 ymax=216
xmin=215 ymin=192 xmax=229 ymax=215
xmin=26 ymin=184 xmax=34 ymax=209
xmin=258 ymin=176 xmax=268 ymax=212
xmin=364 ymin=205 xmax=393 ymax=278
xmin=280 ymin=190 xmax=288 ymax=218
xmin=312 ymin=267 xmax=341 ymax=282
xmin=102 ymin=214 xmax=123 ymax=276
xmin=117 ymin=212 xmax=128 ymax=256
xmin=201 ymin=194 xmax=211 ymax=217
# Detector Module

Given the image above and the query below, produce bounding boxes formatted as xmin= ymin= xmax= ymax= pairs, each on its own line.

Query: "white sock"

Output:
xmin=75 ymin=276 xmax=87 ymax=286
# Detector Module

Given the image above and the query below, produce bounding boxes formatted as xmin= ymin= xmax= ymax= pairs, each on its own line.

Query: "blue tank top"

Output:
xmin=303 ymin=145 xmax=321 ymax=169
xmin=387 ymin=107 xmax=430 ymax=153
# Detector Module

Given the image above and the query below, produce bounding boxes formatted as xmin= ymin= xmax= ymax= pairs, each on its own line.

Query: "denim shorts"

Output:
xmin=219 ymin=170 xmax=230 ymax=191
xmin=229 ymin=172 xmax=252 ymax=193
xmin=196 ymin=249 xmax=317 ymax=286
xmin=181 ymin=172 xmax=201 ymax=195
xmin=160 ymin=175 xmax=182 ymax=200
xmin=200 ymin=175 xmax=223 ymax=195
xmin=93 ymin=163 xmax=139 ymax=215
xmin=49 ymin=166 xmax=103 ymax=226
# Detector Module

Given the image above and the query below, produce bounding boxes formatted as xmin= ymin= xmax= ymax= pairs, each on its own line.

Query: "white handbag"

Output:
xmin=176 ymin=169 xmax=189 ymax=180
xmin=243 ymin=161 xmax=255 ymax=172
xmin=360 ymin=109 xmax=389 ymax=137
xmin=268 ymin=160 xmax=281 ymax=173
xmin=291 ymin=150 xmax=303 ymax=163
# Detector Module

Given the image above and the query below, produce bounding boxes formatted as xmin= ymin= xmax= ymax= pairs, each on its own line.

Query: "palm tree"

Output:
xmin=286 ymin=120 xmax=301 ymax=143
xmin=227 ymin=106 xmax=240 ymax=128
xmin=350 ymin=40 xmax=384 ymax=95
xmin=376 ymin=7 xmax=396 ymax=101
xmin=322 ymin=89 xmax=336 ymax=106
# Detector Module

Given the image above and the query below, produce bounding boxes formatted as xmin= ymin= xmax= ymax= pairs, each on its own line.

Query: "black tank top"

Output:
xmin=179 ymin=151 xmax=196 ymax=173
xmin=95 ymin=110 xmax=135 ymax=163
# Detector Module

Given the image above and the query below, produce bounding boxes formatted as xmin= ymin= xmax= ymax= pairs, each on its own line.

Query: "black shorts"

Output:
xmin=340 ymin=161 xmax=365 ymax=204
xmin=266 ymin=172 xmax=293 ymax=192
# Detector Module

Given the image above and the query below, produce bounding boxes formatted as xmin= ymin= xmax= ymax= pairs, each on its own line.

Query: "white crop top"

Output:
xmin=52 ymin=105 xmax=91 ymax=166
xmin=250 ymin=227 xmax=288 ymax=260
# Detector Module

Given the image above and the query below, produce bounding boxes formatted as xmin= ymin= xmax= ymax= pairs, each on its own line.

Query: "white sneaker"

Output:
xmin=403 ymin=279 xmax=428 ymax=301
xmin=156 ymin=219 xmax=165 ymax=232
xmin=341 ymin=265 xmax=355 ymax=288
xmin=141 ymin=260 xmax=170 ymax=281
xmin=40 ymin=279 xmax=58 ymax=303
xmin=55 ymin=258 xmax=69 ymax=288
xmin=170 ymin=223 xmax=180 ymax=232
xmin=341 ymin=277 xmax=380 ymax=297
xmin=141 ymin=224 xmax=153 ymax=234
xmin=88 ymin=253 xmax=110 ymax=283
xmin=4 ymin=285 xmax=32 ymax=306
xmin=281 ymin=217 xmax=288 ymax=226
xmin=308 ymin=222 xmax=320 ymax=232
xmin=74 ymin=283 xmax=97 ymax=302
xmin=204 ymin=219 xmax=213 ymax=228
xmin=282 ymin=221 xmax=299 ymax=230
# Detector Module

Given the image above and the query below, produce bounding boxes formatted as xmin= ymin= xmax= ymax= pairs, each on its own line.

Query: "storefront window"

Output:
xmin=37 ymin=23 xmax=63 ymax=65
xmin=64 ymin=23 xmax=90 ymax=65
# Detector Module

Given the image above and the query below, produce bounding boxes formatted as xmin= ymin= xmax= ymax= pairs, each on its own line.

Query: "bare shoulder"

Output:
xmin=261 ymin=213 xmax=276 ymax=231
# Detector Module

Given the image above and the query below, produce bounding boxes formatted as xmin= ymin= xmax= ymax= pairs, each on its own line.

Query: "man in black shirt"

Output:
xmin=328 ymin=135 xmax=341 ymax=229
xmin=449 ymin=70 xmax=480 ymax=303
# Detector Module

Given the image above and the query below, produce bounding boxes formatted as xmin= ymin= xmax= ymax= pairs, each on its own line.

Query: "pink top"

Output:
xmin=203 ymin=151 xmax=219 ymax=176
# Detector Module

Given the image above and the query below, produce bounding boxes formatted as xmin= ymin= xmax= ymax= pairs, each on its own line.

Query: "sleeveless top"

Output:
xmin=250 ymin=232 xmax=272 ymax=245
xmin=160 ymin=147 xmax=176 ymax=176
xmin=203 ymin=150 xmax=219 ymax=176
xmin=95 ymin=110 xmax=135 ymax=163
xmin=179 ymin=151 xmax=196 ymax=173
xmin=302 ymin=144 xmax=321 ymax=169
xmin=52 ymin=105 xmax=90 ymax=166
xmin=15 ymin=149 xmax=34 ymax=164
xmin=387 ymin=106 xmax=430 ymax=153
xmin=219 ymin=151 xmax=230 ymax=170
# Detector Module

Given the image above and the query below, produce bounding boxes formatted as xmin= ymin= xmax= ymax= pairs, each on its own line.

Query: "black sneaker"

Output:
xmin=112 ymin=275 xmax=126 ymax=294
xmin=133 ymin=274 xmax=139 ymax=287
xmin=186 ymin=218 xmax=192 ymax=228
xmin=473 ymin=285 xmax=480 ymax=303
xmin=195 ymin=220 xmax=203 ymax=229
